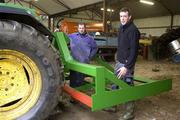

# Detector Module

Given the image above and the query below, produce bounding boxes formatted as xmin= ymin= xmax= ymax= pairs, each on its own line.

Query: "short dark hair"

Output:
xmin=78 ymin=22 xmax=86 ymax=28
xmin=119 ymin=7 xmax=132 ymax=16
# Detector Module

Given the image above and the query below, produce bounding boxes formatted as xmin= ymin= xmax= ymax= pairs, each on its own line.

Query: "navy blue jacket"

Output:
xmin=117 ymin=21 xmax=140 ymax=69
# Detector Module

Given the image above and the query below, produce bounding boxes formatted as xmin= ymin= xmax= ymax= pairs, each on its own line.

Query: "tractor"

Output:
xmin=0 ymin=1 xmax=172 ymax=120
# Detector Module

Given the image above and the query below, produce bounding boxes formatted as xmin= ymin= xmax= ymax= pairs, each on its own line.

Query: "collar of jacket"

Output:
xmin=76 ymin=32 xmax=87 ymax=37
xmin=120 ymin=21 xmax=132 ymax=31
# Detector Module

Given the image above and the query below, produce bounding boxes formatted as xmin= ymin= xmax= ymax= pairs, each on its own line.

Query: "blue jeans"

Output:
xmin=114 ymin=62 xmax=134 ymax=86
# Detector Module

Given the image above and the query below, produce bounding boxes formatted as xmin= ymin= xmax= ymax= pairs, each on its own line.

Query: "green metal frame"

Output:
xmin=53 ymin=32 xmax=172 ymax=111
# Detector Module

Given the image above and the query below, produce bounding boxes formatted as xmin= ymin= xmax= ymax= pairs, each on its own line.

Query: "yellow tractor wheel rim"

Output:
xmin=0 ymin=49 xmax=42 ymax=120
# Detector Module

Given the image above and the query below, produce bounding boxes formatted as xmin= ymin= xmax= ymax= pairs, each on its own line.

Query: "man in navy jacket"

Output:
xmin=116 ymin=7 xmax=140 ymax=120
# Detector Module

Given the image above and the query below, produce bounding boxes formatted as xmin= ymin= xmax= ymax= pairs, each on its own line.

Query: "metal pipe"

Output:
xmin=156 ymin=0 xmax=174 ymax=29
xmin=103 ymin=0 xmax=107 ymax=33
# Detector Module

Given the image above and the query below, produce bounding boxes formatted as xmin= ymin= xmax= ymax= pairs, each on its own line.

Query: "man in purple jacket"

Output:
xmin=68 ymin=22 xmax=97 ymax=88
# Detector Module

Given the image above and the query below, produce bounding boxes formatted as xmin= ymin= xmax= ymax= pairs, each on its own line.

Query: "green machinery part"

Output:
xmin=53 ymin=32 xmax=172 ymax=111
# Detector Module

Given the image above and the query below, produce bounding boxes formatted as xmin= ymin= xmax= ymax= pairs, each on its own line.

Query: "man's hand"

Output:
xmin=117 ymin=67 xmax=127 ymax=79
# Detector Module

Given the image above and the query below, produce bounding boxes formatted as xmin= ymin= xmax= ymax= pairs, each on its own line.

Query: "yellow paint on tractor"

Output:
xmin=0 ymin=50 xmax=42 ymax=120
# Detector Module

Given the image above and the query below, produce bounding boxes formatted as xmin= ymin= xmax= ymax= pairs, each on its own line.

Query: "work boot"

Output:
xmin=119 ymin=101 xmax=135 ymax=120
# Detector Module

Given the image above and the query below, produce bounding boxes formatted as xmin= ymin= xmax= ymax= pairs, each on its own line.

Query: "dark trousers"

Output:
xmin=112 ymin=62 xmax=134 ymax=89
xmin=115 ymin=62 xmax=134 ymax=85
xmin=69 ymin=70 xmax=85 ymax=87
xmin=115 ymin=62 xmax=135 ymax=119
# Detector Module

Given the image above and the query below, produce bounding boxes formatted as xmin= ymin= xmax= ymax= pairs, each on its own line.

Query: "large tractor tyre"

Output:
xmin=0 ymin=20 xmax=63 ymax=120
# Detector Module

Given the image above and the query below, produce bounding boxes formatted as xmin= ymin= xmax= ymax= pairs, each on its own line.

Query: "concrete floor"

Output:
xmin=49 ymin=57 xmax=180 ymax=120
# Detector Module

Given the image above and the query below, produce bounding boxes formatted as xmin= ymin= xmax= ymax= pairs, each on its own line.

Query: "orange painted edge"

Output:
xmin=63 ymin=84 xmax=92 ymax=108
